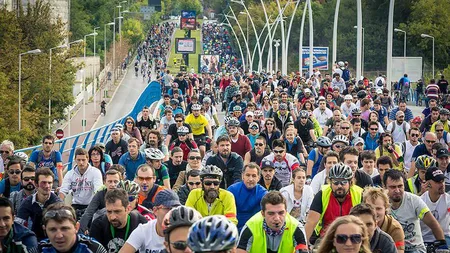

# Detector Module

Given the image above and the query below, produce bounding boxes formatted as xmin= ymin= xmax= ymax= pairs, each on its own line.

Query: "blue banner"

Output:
xmin=301 ymin=47 xmax=329 ymax=70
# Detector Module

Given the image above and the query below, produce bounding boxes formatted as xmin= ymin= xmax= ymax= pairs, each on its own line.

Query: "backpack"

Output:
xmin=376 ymin=78 xmax=383 ymax=87
xmin=391 ymin=122 xmax=407 ymax=136
xmin=36 ymin=150 xmax=57 ymax=168
xmin=342 ymin=69 xmax=350 ymax=81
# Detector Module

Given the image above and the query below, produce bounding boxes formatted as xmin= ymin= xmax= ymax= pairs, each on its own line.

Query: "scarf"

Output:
xmin=262 ymin=220 xmax=285 ymax=237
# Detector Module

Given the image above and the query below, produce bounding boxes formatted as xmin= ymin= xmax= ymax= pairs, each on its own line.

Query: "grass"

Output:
xmin=167 ymin=28 xmax=202 ymax=73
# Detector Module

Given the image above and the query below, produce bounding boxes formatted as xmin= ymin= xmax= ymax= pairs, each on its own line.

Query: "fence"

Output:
xmin=16 ymin=80 xmax=162 ymax=170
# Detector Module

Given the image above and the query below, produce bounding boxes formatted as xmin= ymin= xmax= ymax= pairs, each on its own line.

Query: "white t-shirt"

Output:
xmin=126 ymin=219 xmax=165 ymax=253
xmin=390 ymin=192 xmax=429 ymax=252
xmin=404 ymin=141 xmax=420 ymax=172
xmin=387 ymin=121 xmax=410 ymax=143
xmin=160 ymin=117 xmax=175 ymax=136
xmin=312 ymin=108 xmax=333 ymax=128
xmin=310 ymin=170 xmax=327 ymax=195
xmin=420 ymin=191 xmax=450 ymax=243
xmin=359 ymin=168 xmax=378 ymax=177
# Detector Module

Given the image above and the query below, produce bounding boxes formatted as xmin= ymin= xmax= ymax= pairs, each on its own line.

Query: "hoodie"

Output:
xmin=59 ymin=165 xmax=103 ymax=205
xmin=280 ymin=184 xmax=314 ymax=224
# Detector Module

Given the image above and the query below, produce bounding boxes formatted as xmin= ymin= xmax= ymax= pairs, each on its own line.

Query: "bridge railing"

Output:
xmin=16 ymin=80 xmax=162 ymax=170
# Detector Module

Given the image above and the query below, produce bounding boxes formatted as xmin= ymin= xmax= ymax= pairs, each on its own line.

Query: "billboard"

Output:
xmin=199 ymin=54 xmax=220 ymax=74
xmin=175 ymin=38 xmax=196 ymax=54
xmin=180 ymin=10 xmax=196 ymax=30
xmin=301 ymin=47 xmax=329 ymax=70
xmin=391 ymin=57 xmax=423 ymax=82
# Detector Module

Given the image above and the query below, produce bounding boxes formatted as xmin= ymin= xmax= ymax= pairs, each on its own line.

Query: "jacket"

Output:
xmin=79 ymin=188 xmax=107 ymax=232
xmin=258 ymin=176 xmax=283 ymax=191
xmin=177 ymin=184 xmax=191 ymax=205
xmin=2 ymin=222 xmax=38 ymax=253
xmin=185 ymin=188 xmax=238 ymax=225
xmin=205 ymin=153 xmax=243 ymax=189
xmin=59 ymin=165 xmax=103 ymax=205
xmin=280 ymin=184 xmax=314 ymax=224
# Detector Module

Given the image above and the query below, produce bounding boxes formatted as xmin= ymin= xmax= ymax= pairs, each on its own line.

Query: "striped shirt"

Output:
xmin=426 ymin=83 xmax=440 ymax=99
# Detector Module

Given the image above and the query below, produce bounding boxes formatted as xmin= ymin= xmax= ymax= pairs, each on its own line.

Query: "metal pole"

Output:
xmin=386 ymin=0 xmax=395 ymax=90
xmin=222 ymin=19 xmax=246 ymax=72
xmin=246 ymin=14 xmax=249 ymax=71
xmin=355 ymin=0 xmax=362 ymax=80
xmin=18 ymin=54 xmax=22 ymax=131
xmin=299 ymin=2 xmax=307 ymax=72
xmin=362 ymin=27 xmax=364 ymax=77
xmin=104 ymin=24 xmax=107 ymax=93
xmin=274 ymin=39 xmax=280 ymax=72
xmin=308 ymin=0 xmax=314 ymax=76
xmin=49 ymin=49 xmax=52 ymax=131
xmin=93 ymin=27 xmax=100 ymax=114
xmin=332 ymin=0 xmax=341 ymax=66
xmin=286 ymin=0 xmax=301 ymax=71
xmin=83 ymin=36 xmax=87 ymax=133
xmin=432 ymin=37 xmax=435 ymax=78
xmin=275 ymin=0 xmax=286 ymax=75
xmin=113 ymin=22 xmax=116 ymax=85
xmin=228 ymin=8 xmax=252 ymax=71
xmin=260 ymin=0 xmax=273 ymax=73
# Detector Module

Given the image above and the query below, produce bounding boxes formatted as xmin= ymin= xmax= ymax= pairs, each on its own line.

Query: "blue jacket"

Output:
xmin=227 ymin=181 xmax=267 ymax=231
xmin=118 ymin=151 xmax=146 ymax=180
xmin=2 ymin=222 xmax=37 ymax=252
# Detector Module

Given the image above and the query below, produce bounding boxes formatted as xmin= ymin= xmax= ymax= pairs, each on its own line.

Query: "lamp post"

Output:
xmin=239 ymin=11 xmax=249 ymax=70
xmin=227 ymin=9 xmax=252 ymax=71
xmin=220 ymin=20 xmax=246 ymax=72
xmin=394 ymin=28 xmax=406 ymax=74
xmin=274 ymin=39 xmax=281 ymax=72
xmin=18 ymin=49 xmax=41 ymax=131
xmin=104 ymin=22 xmax=115 ymax=93
xmin=66 ymin=39 xmax=83 ymax=139
xmin=421 ymin=33 xmax=434 ymax=79
xmin=354 ymin=26 xmax=364 ymax=77
xmin=93 ymin=27 xmax=100 ymax=114
xmin=83 ymin=32 xmax=98 ymax=132
xmin=113 ymin=16 xmax=123 ymax=81
xmin=49 ymin=45 xmax=67 ymax=130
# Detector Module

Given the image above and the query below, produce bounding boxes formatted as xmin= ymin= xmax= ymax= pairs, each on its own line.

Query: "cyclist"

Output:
xmin=185 ymin=165 xmax=238 ymax=225
xmin=144 ymin=148 xmax=170 ymax=189
xmin=407 ymin=155 xmax=437 ymax=195
xmin=305 ymin=163 xmax=363 ymax=245
xmin=134 ymin=61 xmax=139 ymax=77
xmin=306 ymin=136 xmax=332 ymax=179
xmin=187 ymin=215 xmax=239 ymax=253
xmin=184 ymin=103 xmax=212 ymax=157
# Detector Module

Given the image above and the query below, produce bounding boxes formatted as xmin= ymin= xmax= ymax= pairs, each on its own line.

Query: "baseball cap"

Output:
xmin=425 ymin=167 xmax=446 ymax=182
xmin=411 ymin=116 xmax=422 ymax=124
xmin=246 ymin=111 xmax=254 ymax=117
xmin=352 ymin=137 xmax=365 ymax=146
xmin=304 ymin=88 xmax=311 ymax=93
xmin=344 ymin=94 xmax=353 ymax=100
xmin=436 ymin=148 xmax=450 ymax=158
xmin=261 ymin=160 xmax=275 ymax=170
xmin=154 ymin=189 xmax=181 ymax=208
xmin=115 ymin=123 xmax=123 ymax=130
xmin=249 ymin=122 xmax=259 ymax=130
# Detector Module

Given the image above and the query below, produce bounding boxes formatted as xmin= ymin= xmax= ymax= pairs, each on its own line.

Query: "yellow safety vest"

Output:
xmin=314 ymin=185 xmax=363 ymax=235
xmin=407 ymin=175 xmax=419 ymax=195
xmin=246 ymin=212 xmax=300 ymax=253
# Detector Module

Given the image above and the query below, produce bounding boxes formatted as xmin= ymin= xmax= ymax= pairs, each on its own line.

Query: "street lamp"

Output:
xmin=83 ymin=32 xmax=98 ymax=132
xmin=93 ymin=27 xmax=100 ymax=114
xmin=113 ymin=17 xmax=123 ymax=81
xmin=104 ymin=22 xmax=115 ymax=92
xmin=354 ymin=26 xmax=365 ymax=77
xmin=239 ymin=11 xmax=249 ymax=71
xmin=48 ymin=45 xmax=67 ymax=130
xmin=65 ymin=39 xmax=83 ymax=139
xmin=421 ymin=33 xmax=435 ymax=78
xmin=18 ymin=49 xmax=41 ymax=131
xmin=274 ymin=39 xmax=281 ymax=72
xmin=394 ymin=28 xmax=406 ymax=75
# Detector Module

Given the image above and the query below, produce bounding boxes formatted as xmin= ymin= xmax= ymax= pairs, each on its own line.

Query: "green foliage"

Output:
xmin=0 ymin=1 xmax=77 ymax=148
xmin=122 ymin=18 xmax=145 ymax=46
xmin=172 ymin=0 xmax=202 ymax=16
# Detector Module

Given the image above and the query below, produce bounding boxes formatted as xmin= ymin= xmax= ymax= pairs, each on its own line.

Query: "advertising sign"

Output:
xmin=391 ymin=57 xmax=423 ymax=82
xmin=175 ymin=38 xmax=196 ymax=54
xmin=180 ymin=10 xmax=196 ymax=30
xmin=301 ymin=47 xmax=329 ymax=70
xmin=199 ymin=54 xmax=220 ymax=74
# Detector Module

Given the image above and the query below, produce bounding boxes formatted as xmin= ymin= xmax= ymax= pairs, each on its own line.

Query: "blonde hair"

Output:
xmin=317 ymin=215 xmax=372 ymax=253
xmin=362 ymin=186 xmax=391 ymax=214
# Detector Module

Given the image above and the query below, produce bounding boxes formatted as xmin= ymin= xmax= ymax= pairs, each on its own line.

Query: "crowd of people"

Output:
xmin=1 ymin=23 xmax=450 ymax=253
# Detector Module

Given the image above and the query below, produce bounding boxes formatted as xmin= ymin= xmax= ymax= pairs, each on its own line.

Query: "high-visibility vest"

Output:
xmin=314 ymin=185 xmax=363 ymax=235
xmin=407 ymin=175 xmax=419 ymax=195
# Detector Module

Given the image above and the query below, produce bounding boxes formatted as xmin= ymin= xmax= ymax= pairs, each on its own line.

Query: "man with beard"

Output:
xmin=228 ymin=163 xmax=267 ymax=231
xmin=140 ymin=130 xmax=169 ymax=162
xmin=305 ymin=163 xmax=363 ymax=245
xmin=263 ymin=140 xmax=300 ymax=187
xmin=185 ymin=165 xmax=238 ymax=225
xmin=383 ymin=169 xmax=447 ymax=252
xmin=9 ymin=165 xmax=35 ymax=215
xmin=165 ymin=113 xmax=193 ymax=147
xmin=420 ymin=167 xmax=450 ymax=246
xmin=294 ymin=110 xmax=316 ymax=150
xmin=28 ymin=135 xmax=63 ymax=187
xmin=387 ymin=111 xmax=410 ymax=143
xmin=244 ymin=136 xmax=271 ymax=166
xmin=106 ymin=128 xmax=129 ymax=164
xmin=421 ymin=107 xmax=440 ymax=134
xmin=206 ymin=135 xmax=243 ymax=189
xmin=90 ymin=188 xmax=147 ymax=252
xmin=257 ymin=160 xmax=283 ymax=191
xmin=274 ymin=103 xmax=294 ymax=134
xmin=226 ymin=118 xmax=251 ymax=158
xmin=431 ymin=108 xmax=450 ymax=133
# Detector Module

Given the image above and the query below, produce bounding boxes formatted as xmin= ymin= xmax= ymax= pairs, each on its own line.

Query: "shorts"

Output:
xmin=194 ymin=134 xmax=206 ymax=146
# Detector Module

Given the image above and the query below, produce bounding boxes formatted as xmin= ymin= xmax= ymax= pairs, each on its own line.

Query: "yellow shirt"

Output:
xmin=375 ymin=144 xmax=403 ymax=170
xmin=430 ymin=120 xmax=450 ymax=133
xmin=185 ymin=114 xmax=209 ymax=136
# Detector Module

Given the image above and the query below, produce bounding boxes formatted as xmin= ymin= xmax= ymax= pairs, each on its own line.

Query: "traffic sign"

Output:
xmin=55 ymin=129 xmax=64 ymax=139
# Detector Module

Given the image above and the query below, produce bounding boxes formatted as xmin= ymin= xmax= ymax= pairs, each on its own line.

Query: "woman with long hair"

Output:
xmin=368 ymin=111 xmax=384 ymax=133
xmin=260 ymin=118 xmax=281 ymax=149
xmin=88 ymin=146 xmax=111 ymax=175
xmin=261 ymin=95 xmax=272 ymax=118
xmin=123 ymin=116 xmax=143 ymax=145
xmin=317 ymin=215 xmax=372 ymax=253
xmin=280 ymin=168 xmax=314 ymax=224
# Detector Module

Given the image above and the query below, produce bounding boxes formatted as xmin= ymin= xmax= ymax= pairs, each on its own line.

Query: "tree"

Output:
xmin=122 ymin=18 xmax=145 ymax=46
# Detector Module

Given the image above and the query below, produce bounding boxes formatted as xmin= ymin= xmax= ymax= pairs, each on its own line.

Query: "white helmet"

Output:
xmin=191 ymin=103 xmax=202 ymax=111
xmin=332 ymin=135 xmax=349 ymax=146
xmin=144 ymin=148 xmax=165 ymax=160
xmin=338 ymin=61 xmax=345 ymax=67
xmin=14 ymin=152 xmax=29 ymax=161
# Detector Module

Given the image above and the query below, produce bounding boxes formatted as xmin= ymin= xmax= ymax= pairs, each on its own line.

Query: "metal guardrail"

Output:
xmin=16 ymin=80 xmax=162 ymax=170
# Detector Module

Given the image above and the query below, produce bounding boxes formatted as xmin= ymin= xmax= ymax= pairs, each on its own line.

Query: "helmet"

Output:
xmin=233 ymin=91 xmax=241 ymax=97
xmin=317 ymin=136 xmax=332 ymax=148
xmin=191 ymin=103 xmax=202 ymax=111
xmin=224 ymin=116 xmax=234 ymax=125
xmin=351 ymin=107 xmax=362 ymax=115
xmin=163 ymin=206 xmax=202 ymax=234
xmin=200 ymin=165 xmax=223 ymax=180
xmin=299 ymin=110 xmax=309 ymax=118
xmin=14 ymin=152 xmax=28 ymax=161
xmin=254 ymin=110 xmax=263 ymax=117
xmin=187 ymin=215 xmax=239 ymax=252
xmin=357 ymin=90 xmax=367 ymax=99
xmin=120 ymin=180 xmax=140 ymax=196
xmin=415 ymin=155 xmax=437 ymax=170
xmin=440 ymin=108 xmax=450 ymax=115
xmin=170 ymin=99 xmax=179 ymax=105
xmin=144 ymin=148 xmax=165 ymax=160
xmin=233 ymin=105 xmax=242 ymax=112
xmin=177 ymin=126 xmax=189 ymax=135
xmin=203 ymin=97 xmax=212 ymax=104
xmin=332 ymin=135 xmax=349 ymax=146
xmin=279 ymin=103 xmax=288 ymax=110
xmin=227 ymin=118 xmax=240 ymax=127
xmin=328 ymin=163 xmax=353 ymax=180
xmin=338 ymin=61 xmax=345 ymax=67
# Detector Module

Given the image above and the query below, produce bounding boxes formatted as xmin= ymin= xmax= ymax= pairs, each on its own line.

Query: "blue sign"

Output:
xmin=301 ymin=47 xmax=329 ymax=70
xmin=181 ymin=10 xmax=196 ymax=19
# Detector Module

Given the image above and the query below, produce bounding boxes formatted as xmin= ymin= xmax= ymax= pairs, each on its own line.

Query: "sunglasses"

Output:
xmin=203 ymin=181 xmax=220 ymax=186
xmin=126 ymin=121 xmax=133 ymax=124
xmin=410 ymin=134 xmax=420 ymax=137
xmin=0 ymin=151 xmax=9 ymax=154
xmin=426 ymin=140 xmax=436 ymax=144
xmin=189 ymin=156 xmax=202 ymax=160
xmin=436 ymin=129 xmax=444 ymax=132
xmin=44 ymin=142 xmax=53 ymax=145
xmin=175 ymin=120 xmax=183 ymax=123
xmin=44 ymin=209 xmax=75 ymax=221
xmin=137 ymin=176 xmax=154 ymax=181
xmin=341 ymin=127 xmax=350 ymax=130
xmin=332 ymin=180 xmax=349 ymax=186
xmin=8 ymin=170 xmax=21 ymax=175
xmin=171 ymin=241 xmax=188 ymax=250
xmin=273 ymin=150 xmax=284 ymax=154
xmin=23 ymin=177 xmax=35 ymax=182
xmin=255 ymin=143 xmax=264 ymax=147
xmin=178 ymin=133 xmax=187 ymax=137
xmin=266 ymin=123 xmax=274 ymax=126
xmin=334 ymin=145 xmax=343 ymax=149
xmin=301 ymin=117 xmax=308 ymax=119
xmin=370 ymin=128 xmax=378 ymax=131
xmin=250 ymin=127 xmax=259 ymax=130
xmin=188 ymin=182 xmax=201 ymax=186
xmin=335 ymin=234 xmax=362 ymax=244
